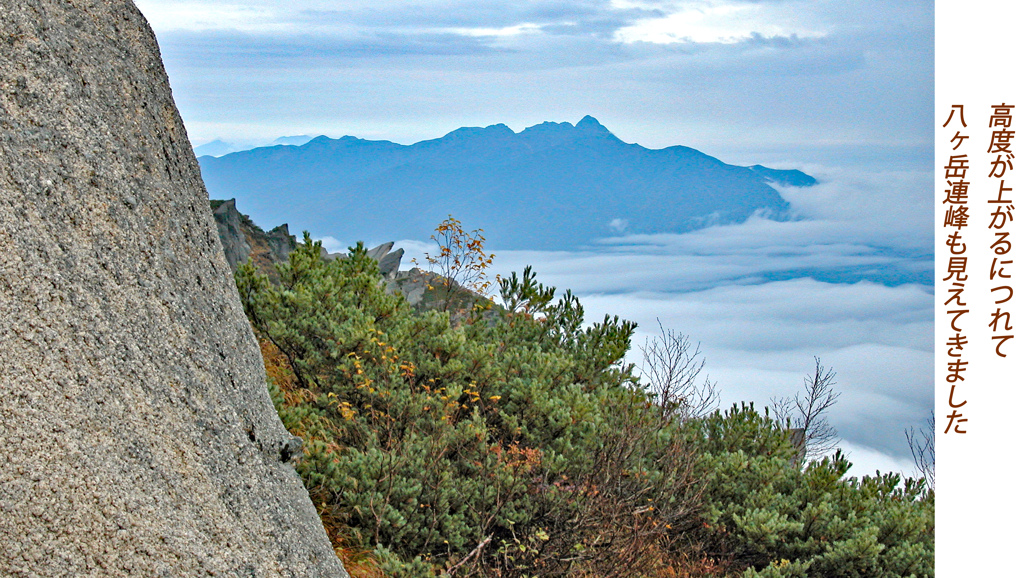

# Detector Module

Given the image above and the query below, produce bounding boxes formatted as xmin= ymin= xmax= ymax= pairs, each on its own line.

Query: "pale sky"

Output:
xmin=137 ymin=0 xmax=933 ymax=161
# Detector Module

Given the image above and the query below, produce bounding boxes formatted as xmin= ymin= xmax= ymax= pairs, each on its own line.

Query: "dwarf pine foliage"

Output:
xmin=235 ymin=234 xmax=933 ymax=578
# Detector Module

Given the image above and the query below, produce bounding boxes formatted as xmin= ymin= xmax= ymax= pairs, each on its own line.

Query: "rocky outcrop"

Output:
xmin=378 ymin=248 xmax=404 ymax=278
xmin=212 ymin=199 xmax=298 ymax=284
xmin=213 ymin=199 xmax=256 ymax=270
xmin=211 ymin=198 xmax=405 ymax=280
xmin=208 ymin=199 xmax=468 ymax=309
xmin=209 ymin=197 xmax=499 ymax=313
xmin=211 ymin=200 xmax=439 ymax=306
xmin=0 ymin=1 xmax=347 ymax=576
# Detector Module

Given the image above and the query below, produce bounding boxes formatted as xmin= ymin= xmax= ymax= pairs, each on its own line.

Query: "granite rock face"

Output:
xmin=0 ymin=1 xmax=348 ymax=576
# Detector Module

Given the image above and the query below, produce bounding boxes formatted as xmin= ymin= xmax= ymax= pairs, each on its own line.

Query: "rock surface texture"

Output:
xmin=0 ymin=1 xmax=348 ymax=576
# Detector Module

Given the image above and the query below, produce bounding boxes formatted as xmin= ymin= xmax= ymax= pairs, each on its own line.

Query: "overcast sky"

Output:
xmin=135 ymin=0 xmax=935 ymax=477
xmin=137 ymin=0 xmax=933 ymax=161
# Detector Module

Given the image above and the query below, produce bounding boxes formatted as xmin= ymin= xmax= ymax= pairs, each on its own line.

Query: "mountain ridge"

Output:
xmin=198 ymin=117 xmax=815 ymax=250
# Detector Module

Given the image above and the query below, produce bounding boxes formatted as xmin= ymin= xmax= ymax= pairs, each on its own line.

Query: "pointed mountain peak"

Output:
xmin=575 ymin=115 xmax=616 ymax=139
xmin=575 ymin=115 xmax=606 ymax=130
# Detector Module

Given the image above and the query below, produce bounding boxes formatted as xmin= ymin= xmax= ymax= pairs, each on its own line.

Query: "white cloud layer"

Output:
xmin=525 ymin=280 xmax=930 ymax=465
xmin=615 ymin=1 xmax=829 ymax=45
xmin=384 ymin=164 xmax=934 ymax=473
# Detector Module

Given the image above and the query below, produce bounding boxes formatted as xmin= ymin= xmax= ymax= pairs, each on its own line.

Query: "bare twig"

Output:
xmin=638 ymin=319 xmax=720 ymax=421
xmin=771 ymin=357 xmax=841 ymax=461
xmin=445 ymin=534 xmax=492 ymax=577
xmin=905 ymin=412 xmax=935 ymax=490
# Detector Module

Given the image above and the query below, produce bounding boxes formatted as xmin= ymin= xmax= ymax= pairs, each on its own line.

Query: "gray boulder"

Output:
xmin=366 ymin=241 xmax=394 ymax=262
xmin=378 ymin=247 xmax=405 ymax=279
xmin=0 ymin=1 xmax=347 ymax=576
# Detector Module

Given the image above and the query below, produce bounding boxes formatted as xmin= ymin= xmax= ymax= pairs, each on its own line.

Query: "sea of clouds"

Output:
xmin=365 ymin=164 xmax=935 ymax=479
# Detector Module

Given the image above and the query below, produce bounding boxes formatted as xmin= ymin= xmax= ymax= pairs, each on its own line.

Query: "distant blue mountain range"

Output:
xmin=197 ymin=117 xmax=815 ymax=250
xmin=194 ymin=135 xmax=314 ymax=158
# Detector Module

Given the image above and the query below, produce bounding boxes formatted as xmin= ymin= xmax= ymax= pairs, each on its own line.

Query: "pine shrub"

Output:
xmin=236 ymin=234 xmax=933 ymax=577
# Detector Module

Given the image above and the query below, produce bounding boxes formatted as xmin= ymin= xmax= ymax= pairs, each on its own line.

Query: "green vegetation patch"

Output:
xmin=235 ymin=234 xmax=933 ymax=578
